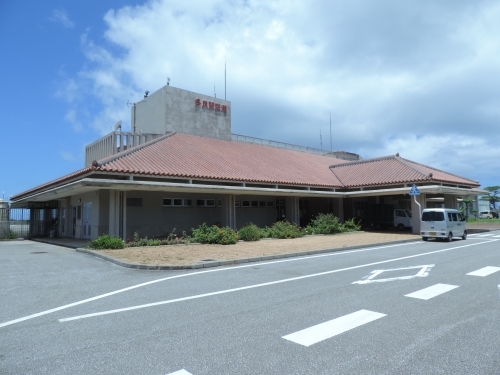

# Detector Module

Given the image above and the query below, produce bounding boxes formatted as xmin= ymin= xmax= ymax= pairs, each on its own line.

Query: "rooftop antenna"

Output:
xmin=329 ymin=111 xmax=332 ymax=152
xmin=144 ymin=91 xmax=149 ymax=98
xmin=225 ymin=62 xmax=226 ymax=100
xmin=320 ymin=128 xmax=323 ymax=151
xmin=214 ymin=82 xmax=216 ymax=98
xmin=167 ymin=77 xmax=170 ymax=86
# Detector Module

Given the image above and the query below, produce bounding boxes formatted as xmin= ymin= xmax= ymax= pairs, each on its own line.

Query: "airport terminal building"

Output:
xmin=10 ymin=85 xmax=484 ymax=240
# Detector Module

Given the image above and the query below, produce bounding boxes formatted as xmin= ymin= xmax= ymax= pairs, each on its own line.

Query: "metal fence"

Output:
xmin=0 ymin=208 xmax=30 ymax=239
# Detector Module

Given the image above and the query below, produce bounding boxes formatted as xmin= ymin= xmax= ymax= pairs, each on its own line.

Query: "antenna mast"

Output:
xmin=329 ymin=111 xmax=332 ymax=152
xmin=320 ymin=128 xmax=323 ymax=151
xmin=225 ymin=62 xmax=226 ymax=100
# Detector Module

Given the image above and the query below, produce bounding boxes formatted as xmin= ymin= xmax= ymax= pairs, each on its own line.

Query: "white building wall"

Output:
xmin=133 ymin=85 xmax=232 ymax=140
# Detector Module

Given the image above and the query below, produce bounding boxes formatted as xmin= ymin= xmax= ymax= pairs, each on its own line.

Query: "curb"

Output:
xmin=76 ymin=238 xmax=419 ymax=271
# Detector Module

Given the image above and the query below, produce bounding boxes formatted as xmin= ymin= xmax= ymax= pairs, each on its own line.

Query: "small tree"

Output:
xmin=461 ymin=197 xmax=473 ymax=219
xmin=480 ymin=186 xmax=500 ymax=210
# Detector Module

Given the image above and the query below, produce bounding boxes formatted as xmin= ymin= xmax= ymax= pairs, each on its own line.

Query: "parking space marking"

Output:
xmin=467 ymin=266 xmax=500 ymax=277
xmin=352 ymin=265 xmax=434 ymax=284
xmin=405 ymin=284 xmax=459 ymax=300
xmin=282 ymin=310 xmax=386 ymax=347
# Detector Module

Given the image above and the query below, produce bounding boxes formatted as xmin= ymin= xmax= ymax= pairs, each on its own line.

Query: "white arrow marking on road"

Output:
xmin=282 ymin=309 xmax=386 ymax=347
xmin=405 ymin=283 xmax=459 ymax=300
xmin=467 ymin=266 xmax=500 ymax=277
xmin=166 ymin=370 xmax=192 ymax=375
xmin=352 ymin=265 xmax=434 ymax=284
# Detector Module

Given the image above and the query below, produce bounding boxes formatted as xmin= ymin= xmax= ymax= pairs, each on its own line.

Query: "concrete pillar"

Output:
xmin=121 ymin=191 xmax=127 ymax=240
xmin=286 ymin=197 xmax=300 ymax=225
xmin=411 ymin=193 xmax=426 ymax=234
xmin=336 ymin=198 xmax=344 ymax=222
xmin=109 ymin=191 xmax=119 ymax=237
xmin=444 ymin=195 xmax=457 ymax=209
xmin=224 ymin=195 xmax=236 ymax=229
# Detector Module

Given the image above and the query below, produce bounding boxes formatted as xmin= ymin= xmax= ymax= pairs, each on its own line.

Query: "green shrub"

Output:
xmin=267 ymin=220 xmax=304 ymax=239
xmin=88 ymin=235 xmax=125 ymax=249
xmin=342 ymin=217 xmax=361 ymax=232
xmin=238 ymin=223 xmax=261 ymax=241
xmin=259 ymin=226 xmax=272 ymax=238
xmin=306 ymin=213 xmax=361 ymax=234
xmin=191 ymin=223 xmax=238 ymax=245
xmin=306 ymin=213 xmax=343 ymax=234
xmin=2 ymin=231 xmax=18 ymax=240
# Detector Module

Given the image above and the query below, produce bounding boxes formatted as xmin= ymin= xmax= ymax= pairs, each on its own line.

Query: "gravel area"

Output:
xmin=98 ymin=231 xmax=419 ymax=266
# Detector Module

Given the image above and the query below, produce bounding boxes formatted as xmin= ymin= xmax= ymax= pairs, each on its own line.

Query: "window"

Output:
xmin=259 ymin=201 xmax=266 ymax=207
xmin=206 ymin=199 xmax=216 ymax=207
xmin=422 ymin=211 xmax=445 ymax=221
xmin=235 ymin=200 xmax=240 ymax=207
xmin=164 ymin=198 xmax=193 ymax=207
xmin=267 ymin=201 xmax=274 ymax=207
xmin=242 ymin=201 xmax=250 ymax=207
xmin=251 ymin=201 xmax=258 ymax=207
xmin=196 ymin=200 xmax=205 ymax=207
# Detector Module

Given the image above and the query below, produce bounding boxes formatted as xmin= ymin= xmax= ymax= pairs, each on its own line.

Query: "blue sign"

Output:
xmin=409 ymin=184 xmax=420 ymax=196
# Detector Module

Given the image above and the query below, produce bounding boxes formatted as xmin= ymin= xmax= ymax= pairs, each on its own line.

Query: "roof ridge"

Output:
xmin=399 ymin=156 xmax=479 ymax=185
xmin=328 ymin=167 xmax=346 ymax=187
xmin=329 ymin=154 xmax=396 ymax=169
xmin=395 ymin=155 xmax=432 ymax=179
xmin=93 ymin=132 xmax=175 ymax=167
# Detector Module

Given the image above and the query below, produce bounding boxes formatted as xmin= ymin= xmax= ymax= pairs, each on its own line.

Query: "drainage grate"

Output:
xmin=30 ymin=252 xmax=48 ymax=254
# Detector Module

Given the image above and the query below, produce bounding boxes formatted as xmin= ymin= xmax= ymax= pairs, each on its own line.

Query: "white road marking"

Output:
xmin=467 ymin=266 xmax=500 ymax=277
xmin=166 ymin=370 xmax=192 ymax=375
xmin=405 ymin=284 xmax=459 ymax=300
xmin=470 ymin=233 xmax=496 ymax=237
xmin=59 ymin=241 xmax=489 ymax=322
xmin=3 ymin=238 xmax=498 ymax=329
xmin=282 ymin=310 xmax=386 ymax=347
xmin=352 ymin=265 xmax=434 ymax=284
xmin=0 ymin=241 xmax=415 ymax=329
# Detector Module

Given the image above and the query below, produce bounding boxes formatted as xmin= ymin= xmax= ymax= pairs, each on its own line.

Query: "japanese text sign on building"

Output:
xmin=409 ymin=184 xmax=420 ymax=196
xmin=195 ymin=98 xmax=228 ymax=113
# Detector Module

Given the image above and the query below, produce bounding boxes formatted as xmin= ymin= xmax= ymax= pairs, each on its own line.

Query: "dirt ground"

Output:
xmin=95 ymin=221 xmax=500 ymax=267
xmin=96 ymin=222 xmax=500 ymax=266
xmin=98 ymin=231 xmax=420 ymax=266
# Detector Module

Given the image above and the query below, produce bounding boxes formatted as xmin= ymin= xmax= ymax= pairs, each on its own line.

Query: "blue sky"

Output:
xmin=2 ymin=0 xmax=500 ymax=201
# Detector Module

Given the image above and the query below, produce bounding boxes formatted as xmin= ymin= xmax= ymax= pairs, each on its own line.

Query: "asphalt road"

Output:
xmin=1 ymin=233 xmax=500 ymax=375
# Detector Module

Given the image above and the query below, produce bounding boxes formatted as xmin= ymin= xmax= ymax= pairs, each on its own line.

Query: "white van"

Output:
xmin=420 ymin=208 xmax=467 ymax=242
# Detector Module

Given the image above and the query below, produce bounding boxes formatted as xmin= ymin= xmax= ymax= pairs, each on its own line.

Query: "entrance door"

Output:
xmin=276 ymin=198 xmax=286 ymax=221
xmin=82 ymin=202 xmax=92 ymax=239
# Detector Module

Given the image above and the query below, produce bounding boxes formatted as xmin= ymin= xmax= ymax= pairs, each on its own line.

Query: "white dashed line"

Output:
xmin=467 ymin=266 xmax=500 ymax=277
xmin=282 ymin=310 xmax=386 ymax=347
xmin=405 ymin=283 xmax=459 ymax=300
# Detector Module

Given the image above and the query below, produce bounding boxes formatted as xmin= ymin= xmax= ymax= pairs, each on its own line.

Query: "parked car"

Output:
xmin=421 ymin=208 xmax=467 ymax=241
xmin=479 ymin=211 xmax=493 ymax=219
xmin=491 ymin=211 xmax=499 ymax=219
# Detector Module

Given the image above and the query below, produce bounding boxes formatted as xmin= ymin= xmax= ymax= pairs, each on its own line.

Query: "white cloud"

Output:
xmin=49 ymin=8 xmax=75 ymax=28
xmin=60 ymin=151 xmax=76 ymax=161
xmin=61 ymin=0 xmax=500 ymax=186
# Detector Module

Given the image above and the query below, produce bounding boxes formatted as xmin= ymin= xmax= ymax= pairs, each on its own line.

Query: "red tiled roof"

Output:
xmin=95 ymin=133 xmax=345 ymax=187
xmin=11 ymin=133 xmax=480 ymax=201
xmin=10 ymin=167 xmax=94 ymax=200
xmin=329 ymin=155 xmax=479 ymax=187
